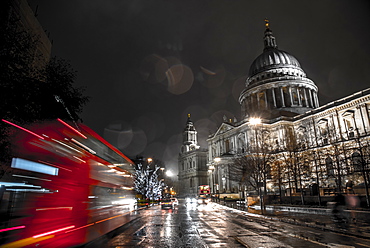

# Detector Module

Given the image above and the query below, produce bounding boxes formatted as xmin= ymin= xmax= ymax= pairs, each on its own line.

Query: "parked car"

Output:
xmin=137 ymin=199 xmax=150 ymax=208
xmin=171 ymin=198 xmax=179 ymax=206
xmin=161 ymin=198 xmax=174 ymax=209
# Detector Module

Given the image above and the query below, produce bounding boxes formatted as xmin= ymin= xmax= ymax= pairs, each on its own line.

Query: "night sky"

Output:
xmin=28 ymin=0 xmax=370 ymax=175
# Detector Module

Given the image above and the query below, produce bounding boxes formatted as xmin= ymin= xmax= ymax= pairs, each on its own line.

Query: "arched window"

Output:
xmin=225 ymin=140 xmax=230 ymax=154
xmin=237 ymin=136 xmax=245 ymax=154
xmin=302 ymin=159 xmax=310 ymax=174
xmin=318 ymin=119 xmax=328 ymax=144
xmin=351 ymin=152 xmax=362 ymax=172
xmin=342 ymin=110 xmax=355 ymax=139
xmin=325 ymin=157 xmax=334 ymax=177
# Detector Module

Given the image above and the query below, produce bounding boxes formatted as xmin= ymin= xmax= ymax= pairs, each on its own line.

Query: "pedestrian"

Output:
xmin=346 ymin=181 xmax=354 ymax=194
xmin=345 ymin=192 xmax=360 ymax=224
xmin=332 ymin=193 xmax=346 ymax=224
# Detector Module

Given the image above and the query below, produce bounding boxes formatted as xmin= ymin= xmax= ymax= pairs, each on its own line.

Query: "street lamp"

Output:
xmin=249 ymin=117 xmax=264 ymax=214
xmin=208 ymin=165 xmax=215 ymax=195
xmin=249 ymin=117 xmax=261 ymax=125
xmin=165 ymin=170 xmax=174 ymax=177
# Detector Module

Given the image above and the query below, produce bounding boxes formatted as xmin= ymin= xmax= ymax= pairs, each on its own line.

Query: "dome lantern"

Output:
xmin=263 ymin=19 xmax=277 ymax=51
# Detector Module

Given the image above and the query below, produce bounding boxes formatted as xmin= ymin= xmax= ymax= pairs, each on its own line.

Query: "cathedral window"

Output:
xmin=225 ymin=140 xmax=230 ymax=154
xmin=251 ymin=93 xmax=258 ymax=112
xmin=325 ymin=157 xmax=335 ymax=177
xmin=297 ymin=126 xmax=307 ymax=149
xmin=258 ymin=91 xmax=266 ymax=110
xmin=302 ymin=159 xmax=310 ymax=175
xmin=237 ymin=137 xmax=245 ymax=154
xmin=291 ymin=87 xmax=299 ymax=106
xmin=351 ymin=152 xmax=362 ymax=172
xmin=342 ymin=110 xmax=355 ymax=139
xmin=317 ymin=119 xmax=329 ymax=144
xmin=282 ymin=87 xmax=289 ymax=107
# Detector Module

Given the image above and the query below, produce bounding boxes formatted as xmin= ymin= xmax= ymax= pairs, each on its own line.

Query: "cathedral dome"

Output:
xmin=239 ymin=20 xmax=319 ymax=120
xmin=249 ymin=48 xmax=302 ymax=77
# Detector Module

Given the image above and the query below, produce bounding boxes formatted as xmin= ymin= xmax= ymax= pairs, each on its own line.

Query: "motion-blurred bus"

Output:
xmin=0 ymin=119 xmax=136 ymax=247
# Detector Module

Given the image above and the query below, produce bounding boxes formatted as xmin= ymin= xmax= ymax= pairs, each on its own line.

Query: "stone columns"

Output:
xmin=280 ymin=87 xmax=285 ymax=107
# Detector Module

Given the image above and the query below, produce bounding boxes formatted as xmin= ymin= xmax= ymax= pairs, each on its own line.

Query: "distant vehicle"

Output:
xmin=171 ymin=198 xmax=179 ymax=205
xmin=186 ymin=197 xmax=197 ymax=204
xmin=198 ymin=185 xmax=211 ymax=204
xmin=137 ymin=199 xmax=150 ymax=208
xmin=161 ymin=198 xmax=174 ymax=209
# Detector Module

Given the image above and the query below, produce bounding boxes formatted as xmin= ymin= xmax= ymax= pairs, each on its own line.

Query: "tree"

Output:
xmin=270 ymin=159 xmax=284 ymax=203
xmin=0 ymin=16 xmax=89 ymax=163
xmin=134 ymin=163 xmax=164 ymax=200
xmin=280 ymin=125 xmax=309 ymax=205
xmin=231 ymin=155 xmax=263 ymax=193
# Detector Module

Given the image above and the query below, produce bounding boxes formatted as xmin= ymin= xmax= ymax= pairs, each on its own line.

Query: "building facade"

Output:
xmin=1 ymin=0 xmax=52 ymax=68
xmin=207 ymin=21 xmax=370 ymax=204
xmin=178 ymin=115 xmax=208 ymax=197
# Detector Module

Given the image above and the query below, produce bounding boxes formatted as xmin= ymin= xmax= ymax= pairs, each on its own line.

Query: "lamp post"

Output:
xmin=208 ymin=165 xmax=215 ymax=194
xmin=313 ymin=150 xmax=322 ymax=206
xmin=250 ymin=117 xmax=264 ymax=214
xmin=214 ymin=157 xmax=221 ymax=201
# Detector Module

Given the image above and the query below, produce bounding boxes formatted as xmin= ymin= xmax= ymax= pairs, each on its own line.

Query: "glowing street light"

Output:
xmin=165 ymin=170 xmax=174 ymax=177
xmin=249 ymin=117 xmax=261 ymax=125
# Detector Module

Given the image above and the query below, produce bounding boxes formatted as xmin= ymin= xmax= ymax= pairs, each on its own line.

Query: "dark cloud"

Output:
xmin=29 ymin=0 xmax=370 ymax=174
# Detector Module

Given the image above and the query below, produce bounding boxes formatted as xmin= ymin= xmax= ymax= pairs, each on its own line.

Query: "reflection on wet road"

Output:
xmin=85 ymin=200 xmax=370 ymax=248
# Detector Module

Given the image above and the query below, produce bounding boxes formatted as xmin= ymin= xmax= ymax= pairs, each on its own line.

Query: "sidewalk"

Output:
xmin=220 ymin=202 xmax=370 ymax=239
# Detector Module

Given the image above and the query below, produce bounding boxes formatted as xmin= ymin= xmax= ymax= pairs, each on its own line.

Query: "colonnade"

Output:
xmin=242 ymin=85 xmax=319 ymax=115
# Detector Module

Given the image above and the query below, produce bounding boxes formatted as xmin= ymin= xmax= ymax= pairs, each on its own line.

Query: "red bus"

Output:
xmin=0 ymin=119 xmax=136 ymax=247
xmin=197 ymin=185 xmax=211 ymax=204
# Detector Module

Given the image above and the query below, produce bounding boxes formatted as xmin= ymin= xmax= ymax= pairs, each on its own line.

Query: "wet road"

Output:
xmin=85 ymin=200 xmax=370 ymax=248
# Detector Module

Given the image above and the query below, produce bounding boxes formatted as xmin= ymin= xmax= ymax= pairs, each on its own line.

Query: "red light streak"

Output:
xmin=38 ymin=160 xmax=72 ymax=172
xmin=65 ymin=223 xmax=94 ymax=233
xmin=57 ymin=118 xmax=87 ymax=139
xmin=36 ymin=207 xmax=73 ymax=211
xmin=0 ymin=225 xmax=26 ymax=233
xmin=73 ymin=156 xmax=86 ymax=163
xmin=32 ymin=225 xmax=75 ymax=238
xmin=94 ymin=214 xmax=122 ymax=224
xmin=2 ymin=119 xmax=44 ymax=139
xmin=78 ymin=124 xmax=135 ymax=164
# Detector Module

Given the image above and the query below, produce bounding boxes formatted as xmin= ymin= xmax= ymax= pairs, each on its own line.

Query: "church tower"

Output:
xmin=181 ymin=114 xmax=200 ymax=153
xmin=178 ymin=114 xmax=207 ymax=197
xmin=239 ymin=20 xmax=319 ymax=120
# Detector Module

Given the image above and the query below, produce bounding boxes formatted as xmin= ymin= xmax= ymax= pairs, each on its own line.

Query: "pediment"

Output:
xmin=213 ymin=123 xmax=234 ymax=137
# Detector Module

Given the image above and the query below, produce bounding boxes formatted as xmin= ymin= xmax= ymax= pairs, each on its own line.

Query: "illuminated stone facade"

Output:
xmin=207 ymin=22 xmax=370 ymax=202
xmin=178 ymin=115 xmax=208 ymax=197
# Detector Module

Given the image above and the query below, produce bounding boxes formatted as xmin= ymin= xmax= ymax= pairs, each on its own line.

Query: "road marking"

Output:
xmin=234 ymin=236 xmax=251 ymax=247
xmin=355 ymin=242 xmax=370 ymax=248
